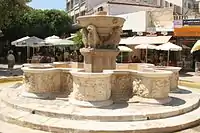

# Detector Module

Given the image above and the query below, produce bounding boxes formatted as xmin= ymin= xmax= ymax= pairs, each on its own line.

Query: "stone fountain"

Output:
xmin=0 ymin=11 xmax=200 ymax=133
xmin=69 ymin=11 xmax=125 ymax=107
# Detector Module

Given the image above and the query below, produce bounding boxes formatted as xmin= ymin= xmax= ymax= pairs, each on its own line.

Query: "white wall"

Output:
xmin=108 ymin=4 xmax=159 ymax=15
xmin=117 ymin=11 xmax=147 ymax=32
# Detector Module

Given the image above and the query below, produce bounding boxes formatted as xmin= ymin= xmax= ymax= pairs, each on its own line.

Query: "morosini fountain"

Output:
xmin=1 ymin=11 xmax=200 ymax=133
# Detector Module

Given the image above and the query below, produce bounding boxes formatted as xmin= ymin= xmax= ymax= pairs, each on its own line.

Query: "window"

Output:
xmin=160 ymin=0 xmax=164 ymax=7
xmin=66 ymin=2 xmax=70 ymax=11
xmin=165 ymin=1 xmax=168 ymax=7
xmin=71 ymin=0 xmax=74 ymax=9
xmin=81 ymin=11 xmax=86 ymax=16
xmin=98 ymin=6 xmax=103 ymax=11
xmin=75 ymin=0 xmax=79 ymax=5
xmin=188 ymin=3 xmax=192 ymax=9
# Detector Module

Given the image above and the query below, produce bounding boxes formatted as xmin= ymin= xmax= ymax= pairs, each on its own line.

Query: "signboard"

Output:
xmin=174 ymin=26 xmax=200 ymax=37
xmin=183 ymin=19 xmax=200 ymax=26
xmin=173 ymin=20 xmax=183 ymax=28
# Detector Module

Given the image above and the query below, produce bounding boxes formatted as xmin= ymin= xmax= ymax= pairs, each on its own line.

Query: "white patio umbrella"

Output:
xmin=118 ymin=46 xmax=133 ymax=62
xmin=23 ymin=36 xmax=45 ymax=47
xmin=11 ymin=36 xmax=45 ymax=60
xmin=118 ymin=46 xmax=132 ymax=52
xmin=11 ymin=36 xmax=30 ymax=46
xmin=12 ymin=36 xmax=45 ymax=47
xmin=45 ymin=35 xmax=62 ymax=44
xmin=53 ymin=38 xmax=74 ymax=46
xmin=156 ymin=42 xmax=182 ymax=65
xmin=45 ymin=35 xmax=62 ymax=56
xmin=135 ymin=44 xmax=157 ymax=63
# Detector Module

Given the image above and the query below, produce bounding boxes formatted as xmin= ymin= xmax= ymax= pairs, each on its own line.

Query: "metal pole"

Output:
xmin=167 ymin=50 xmax=170 ymax=66
xmin=146 ymin=48 xmax=148 ymax=63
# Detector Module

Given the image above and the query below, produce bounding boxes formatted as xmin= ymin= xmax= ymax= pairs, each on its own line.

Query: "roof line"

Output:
xmin=107 ymin=1 xmax=161 ymax=8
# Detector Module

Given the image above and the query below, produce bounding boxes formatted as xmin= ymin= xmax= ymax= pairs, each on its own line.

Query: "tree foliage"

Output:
xmin=0 ymin=0 xmax=31 ymax=29
xmin=2 ymin=9 xmax=73 ymax=40
xmin=72 ymin=31 xmax=84 ymax=49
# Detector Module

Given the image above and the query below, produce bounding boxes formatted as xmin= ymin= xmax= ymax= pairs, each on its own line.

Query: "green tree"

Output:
xmin=2 ymin=9 xmax=73 ymax=40
xmin=0 ymin=0 xmax=31 ymax=29
xmin=72 ymin=31 xmax=84 ymax=49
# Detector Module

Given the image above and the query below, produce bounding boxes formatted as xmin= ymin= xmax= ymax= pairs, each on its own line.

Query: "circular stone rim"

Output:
xmin=0 ymin=85 xmax=199 ymax=122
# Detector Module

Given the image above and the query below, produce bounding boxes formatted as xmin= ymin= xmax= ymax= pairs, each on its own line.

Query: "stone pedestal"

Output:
xmin=69 ymin=71 xmax=113 ymax=107
xmin=80 ymin=48 xmax=119 ymax=73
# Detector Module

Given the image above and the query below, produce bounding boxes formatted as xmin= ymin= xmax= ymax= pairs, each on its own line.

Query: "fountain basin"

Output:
xmin=22 ymin=67 xmax=61 ymax=98
xmin=116 ymin=63 xmax=155 ymax=70
xmin=77 ymin=15 xmax=125 ymax=37
xmin=104 ymin=70 xmax=134 ymax=102
xmin=155 ymin=66 xmax=181 ymax=91
xmin=69 ymin=70 xmax=113 ymax=107
xmin=53 ymin=62 xmax=71 ymax=68
xmin=21 ymin=67 xmax=75 ymax=98
xmin=132 ymin=70 xmax=172 ymax=102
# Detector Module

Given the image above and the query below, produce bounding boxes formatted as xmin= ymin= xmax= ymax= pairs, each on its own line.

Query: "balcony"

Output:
xmin=174 ymin=15 xmax=188 ymax=20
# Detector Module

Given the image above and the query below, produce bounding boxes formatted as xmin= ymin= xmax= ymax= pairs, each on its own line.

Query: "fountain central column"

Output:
xmin=69 ymin=11 xmax=125 ymax=107
xmin=80 ymin=48 xmax=119 ymax=73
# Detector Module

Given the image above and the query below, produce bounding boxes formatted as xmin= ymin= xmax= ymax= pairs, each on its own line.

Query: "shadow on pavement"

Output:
xmin=0 ymin=68 xmax=23 ymax=77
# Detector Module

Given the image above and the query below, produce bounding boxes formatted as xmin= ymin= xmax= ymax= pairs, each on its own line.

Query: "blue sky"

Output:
xmin=28 ymin=0 xmax=65 ymax=10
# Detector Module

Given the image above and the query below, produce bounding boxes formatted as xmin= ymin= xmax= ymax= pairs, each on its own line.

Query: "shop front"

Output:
xmin=174 ymin=19 xmax=200 ymax=70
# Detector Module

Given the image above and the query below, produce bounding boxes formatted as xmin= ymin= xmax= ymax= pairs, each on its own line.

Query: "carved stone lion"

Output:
xmin=80 ymin=24 xmax=122 ymax=49
xmin=104 ymin=26 xmax=122 ymax=48
xmin=87 ymin=25 xmax=101 ymax=48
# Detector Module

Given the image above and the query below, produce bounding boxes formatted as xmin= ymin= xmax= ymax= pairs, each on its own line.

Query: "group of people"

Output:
xmin=30 ymin=47 xmax=84 ymax=63
xmin=128 ymin=54 xmax=168 ymax=66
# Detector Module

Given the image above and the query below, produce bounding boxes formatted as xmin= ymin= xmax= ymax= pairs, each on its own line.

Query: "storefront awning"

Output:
xmin=174 ymin=27 xmax=200 ymax=37
xmin=120 ymin=36 xmax=172 ymax=45
xmin=119 ymin=37 xmax=135 ymax=45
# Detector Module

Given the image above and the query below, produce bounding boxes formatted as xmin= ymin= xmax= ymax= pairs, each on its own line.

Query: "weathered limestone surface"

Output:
xmin=60 ymin=70 xmax=73 ymax=94
xmin=69 ymin=71 xmax=112 ymax=101
xmin=81 ymin=48 xmax=119 ymax=73
xmin=155 ymin=67 xmax=181 ymax=91
xmin=23 ymin=68 xmax=60 ymax=93
xmin=132 ymin=71 xmax=172 ymax=99
xmin=108 ymin=70 xmax=133 ymax=102
xmin=77 ymin=11 xmax=125 ymax=73
xmin=53 ymin=62 xmax=71 ymax=68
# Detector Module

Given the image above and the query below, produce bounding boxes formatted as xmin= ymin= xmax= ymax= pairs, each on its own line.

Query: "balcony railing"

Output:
xmin=173 ymin=15 xmax=188 ymax=20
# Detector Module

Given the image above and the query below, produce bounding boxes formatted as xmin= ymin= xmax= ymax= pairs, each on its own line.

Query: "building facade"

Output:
xmin=66 ymin=0 xmax=198 ymax=22
xmin=66 ymin=0 xmax=86 ymax=22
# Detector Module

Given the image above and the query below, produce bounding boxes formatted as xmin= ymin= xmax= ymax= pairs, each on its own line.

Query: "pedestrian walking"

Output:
xmin=7 ymin=50 xmax=15 ymax=72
